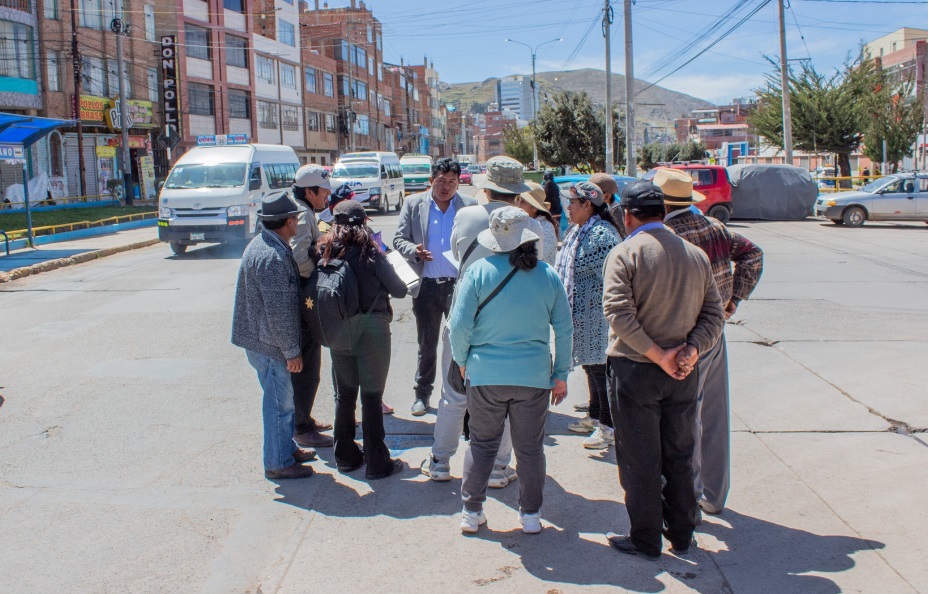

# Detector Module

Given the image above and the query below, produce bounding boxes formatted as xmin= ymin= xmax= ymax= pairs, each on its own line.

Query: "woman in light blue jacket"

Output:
xmin=450 ymin=207 xmax=573 ymax=536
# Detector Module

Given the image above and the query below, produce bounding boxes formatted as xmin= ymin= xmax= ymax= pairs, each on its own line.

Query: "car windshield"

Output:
xmin=402 ymin=164 xmax=431 ymax=175
xmin=332 ymin=163 xmax=379 ymax=178
xmin=859 ymin=177 xmax=897 ymax=193
xmin=164 ymin=163 xmax=247 ymax=189
xmin=467 ymin=165 xmax=480 ymax=173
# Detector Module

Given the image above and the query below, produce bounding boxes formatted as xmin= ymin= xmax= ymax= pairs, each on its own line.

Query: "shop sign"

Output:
xmin=105 ymin=135 xmax=153 ymax=149
xmin=96 ymin=146 xmax=117 ymax=157
xmin=139 ymin=155 xmax=156 ymax=200
xmin=105 ymin=100 xmax=155 ymax=131
xmin=80 ymin=95 xmax=109 ymax=123
xmin=160 ymin=36 xmax=182 ymax=137
xmin=0 ymin=143 xmax=25 ymax=163
xmin=196 ymin=134 xmax=249 ymax=146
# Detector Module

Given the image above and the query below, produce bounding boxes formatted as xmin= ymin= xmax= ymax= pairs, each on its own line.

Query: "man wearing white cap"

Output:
xmin=289 ymin=164 xmax=334 ymax=449
xmin=653 ymin=167 xmax=764 ymax=517
xmin=420 ymin=156 xmax=544 ymax=489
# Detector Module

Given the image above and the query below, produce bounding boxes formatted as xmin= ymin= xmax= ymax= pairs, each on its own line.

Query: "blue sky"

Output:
xmin=355 ymin=0 xmax=923 ymax=105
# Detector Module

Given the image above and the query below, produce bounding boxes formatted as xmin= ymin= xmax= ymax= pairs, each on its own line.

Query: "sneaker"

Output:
xmin=420 ymin=456 xmax=451 ymax=481
xmin=460 ymin=509 xmax=487 ymax=534
xmin=488 ymin=465 xmax=517 ymax=488
xmin=568 ymin=416 xmax=599 ymax=433
xmin=519 ymin=512 xmax=542 ymax=534
xmin=411 ymin=398 xmax=429 ymax=416
xmin=583 ymin=425 xmax=615 ymax=449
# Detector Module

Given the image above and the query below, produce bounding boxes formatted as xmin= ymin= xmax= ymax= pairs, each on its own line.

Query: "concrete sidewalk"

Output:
xmin=0 ymin=226 xmax=159 ymax=282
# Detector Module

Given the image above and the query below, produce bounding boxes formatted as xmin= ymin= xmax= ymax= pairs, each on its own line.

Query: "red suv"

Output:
xmin=643 ymin=165 xmax=733 ymax=223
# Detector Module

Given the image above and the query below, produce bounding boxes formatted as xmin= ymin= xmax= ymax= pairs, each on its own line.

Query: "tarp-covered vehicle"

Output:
xmin=727 ymin=164 xmax=818 ymax=220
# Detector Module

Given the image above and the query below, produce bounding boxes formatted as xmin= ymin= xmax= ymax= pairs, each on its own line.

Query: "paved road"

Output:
xmin=1 ymin=205 xmax=926 ymax=593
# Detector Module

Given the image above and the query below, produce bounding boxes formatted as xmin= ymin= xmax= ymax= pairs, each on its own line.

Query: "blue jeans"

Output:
xmin=246 ymin=350 xmax=298 ymax=471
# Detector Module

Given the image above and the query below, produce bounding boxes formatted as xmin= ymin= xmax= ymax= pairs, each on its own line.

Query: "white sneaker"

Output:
xmin=520 ymin=511 xmax=542 ymax=534
xmin=420 ymin=456 xmax=451 ymax=481
xmin=568 ymin=416 xmax=599 ymax=433
xmin=583 ymin=425 xmax=615 ymax=449
xmin=460 ymin=509 xmax=487 ymax=533
xmin=488 ymin=465 xmax=517 ymax=488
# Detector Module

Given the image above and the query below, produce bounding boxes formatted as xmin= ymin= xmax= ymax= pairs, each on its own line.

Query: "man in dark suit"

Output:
xmin=394 ymin=158 xmax=477 ymax=416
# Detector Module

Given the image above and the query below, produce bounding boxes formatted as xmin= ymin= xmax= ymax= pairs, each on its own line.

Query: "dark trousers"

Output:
xmin=331 ymin=314 xmax=393 ymax=476
xmin=583 ymin=363 xmax=613 ymax=428
xmin=411 ymin=277 xmax=454 ymax=401
xmin=608 ymin=356 xmax=698 ymax=555
xmin=291 ymin=328 xmax=323 ymax=434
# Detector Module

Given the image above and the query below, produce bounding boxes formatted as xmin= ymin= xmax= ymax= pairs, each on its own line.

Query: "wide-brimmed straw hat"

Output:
xmin=477 ymin=206 xmax=540 ymax=253
xmin=477 ymin=156 xmax=530 ymax=195
xmin=652 ymin=167 xmax=706 ymax=206
xmin=518 ymin=181 xmax=550 ymax=214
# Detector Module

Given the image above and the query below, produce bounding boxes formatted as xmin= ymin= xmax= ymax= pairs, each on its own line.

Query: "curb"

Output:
xmin=0 ymin=238 xmax=161 ymax=285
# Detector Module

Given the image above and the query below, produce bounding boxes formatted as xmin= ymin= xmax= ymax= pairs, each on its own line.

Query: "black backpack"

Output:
xmin=302 ymin=258 xmax=360 ymax=351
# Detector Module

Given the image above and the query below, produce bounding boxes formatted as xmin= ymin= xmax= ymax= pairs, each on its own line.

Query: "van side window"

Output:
xmin=250 ymin=166 xmax=262 ymax=185
xmin=689 ymin=169 xmax=715 ymax=187
xmin=265 ymin=163 xmax=298 ymax=189
xmin=393 ymin=164 xmax=402 ymax=179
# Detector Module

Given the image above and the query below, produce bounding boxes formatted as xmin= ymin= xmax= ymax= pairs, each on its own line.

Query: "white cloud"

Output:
xmin=658 ymin=73 xmax=767 ymax=104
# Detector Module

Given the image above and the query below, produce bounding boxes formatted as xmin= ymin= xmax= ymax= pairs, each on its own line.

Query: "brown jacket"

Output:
xmin=603 ymin=226 xmax=725 ymax=363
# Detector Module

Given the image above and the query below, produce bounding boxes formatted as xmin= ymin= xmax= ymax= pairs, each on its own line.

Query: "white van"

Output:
xmin=331 ymin=151 xmax=405 ymax=212
xmin=400 ymin=154 xmax=433 ymax=195
xmin=157 ymin=144 xmax=299 ymax=255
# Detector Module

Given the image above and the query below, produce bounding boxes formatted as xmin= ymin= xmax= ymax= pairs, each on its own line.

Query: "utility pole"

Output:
xmin=113 ymin=16 xmax=133 ymax=204
xmin=623 ymin=0 xmax=636 ymax=176
xmin=777 ymin=0 xmax=793 ymax=166
xmin=604 ymin=0 xmax=614 ymax=174
xmin=70 ymin=0 xmax=86 ymax=196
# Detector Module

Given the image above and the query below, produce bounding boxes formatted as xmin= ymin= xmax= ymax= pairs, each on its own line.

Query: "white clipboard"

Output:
xmin=386 ymin=250 xmax=421 ymax=293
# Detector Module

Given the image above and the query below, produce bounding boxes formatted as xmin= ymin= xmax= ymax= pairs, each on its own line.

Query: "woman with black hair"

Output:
xmin=555 ymin=181 xmax=622 ymax=450
xmin=542 ymin=171 xmax=563 ymax=228
xmin=450 ymin=207 xmax=572 ymax=534
xmin=317 ymin=200 xmax=408 ymax=480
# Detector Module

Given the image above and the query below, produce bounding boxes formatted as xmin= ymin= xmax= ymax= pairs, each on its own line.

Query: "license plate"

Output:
xmin=190 ymin=232 xmax=205 ymax=240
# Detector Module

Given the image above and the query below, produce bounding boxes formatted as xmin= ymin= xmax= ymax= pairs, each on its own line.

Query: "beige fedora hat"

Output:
xmin=652 ymin=167 xmax=706 ymax=206
xmin=518 ymin=181 xmax=550 ymax=214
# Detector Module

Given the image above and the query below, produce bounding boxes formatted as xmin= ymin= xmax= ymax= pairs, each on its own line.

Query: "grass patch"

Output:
xmin=0 ymin=206 xmax=157 ymax=234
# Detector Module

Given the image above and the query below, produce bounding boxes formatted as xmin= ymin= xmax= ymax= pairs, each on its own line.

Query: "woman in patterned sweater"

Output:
xmin=555 ymin=181 xmax=622 ymax=449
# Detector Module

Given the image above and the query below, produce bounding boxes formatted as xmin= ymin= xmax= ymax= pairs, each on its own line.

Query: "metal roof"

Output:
xmin=0 ymin=113 xmax=75 ymax=148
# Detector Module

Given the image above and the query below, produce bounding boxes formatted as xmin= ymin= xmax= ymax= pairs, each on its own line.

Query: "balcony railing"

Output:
xmin=0 ymin=0 xmax=31 ymax=12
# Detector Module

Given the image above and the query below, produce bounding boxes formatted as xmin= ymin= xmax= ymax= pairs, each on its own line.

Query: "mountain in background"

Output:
xmin=442 ymin=68 xmax=716 ymax=133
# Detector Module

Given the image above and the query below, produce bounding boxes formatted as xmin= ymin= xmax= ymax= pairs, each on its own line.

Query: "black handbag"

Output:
xmin=446 ymin=264 xmax=519 ymax=394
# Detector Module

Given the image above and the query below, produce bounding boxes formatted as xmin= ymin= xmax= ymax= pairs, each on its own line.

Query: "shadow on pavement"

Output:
xmin=167 ymin=242 xmax=246 ymax=261
xmin=0 ymin=248 xmax=93 ymax=272
xmin=698 ymin=509 xmax=886 ymax=593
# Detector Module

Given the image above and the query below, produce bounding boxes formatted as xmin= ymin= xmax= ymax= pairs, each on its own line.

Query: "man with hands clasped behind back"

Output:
xmin=600 ymin=180 xmax=725 ymax=559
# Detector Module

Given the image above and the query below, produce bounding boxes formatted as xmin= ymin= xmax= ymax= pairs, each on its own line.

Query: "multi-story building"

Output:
xmin=867 ymin=28 xmax=928 ymax=119
xmin=302 ymin=0 xmax=394 ymax=155
xmin=674 ymin=100 xmax=754 ymax=150
xmin=37 ymin=0 xmax=161 ymax=197
xmin=0 ymin=0 xmax=42 ymax=193
xmin=299 ymin=12 xmax=338 ymax=165
xmin=411 ymin=58 xmax=446 ymax=158
xmin=384 ymin=61 xmax=425 ymax=155
xmin=156 ymin=0 xmax=304 ymax=160
xmin=496 ymin=75 xmax=533 ymax=122
xmin=475 ymin=110 xmax=515 ymax=163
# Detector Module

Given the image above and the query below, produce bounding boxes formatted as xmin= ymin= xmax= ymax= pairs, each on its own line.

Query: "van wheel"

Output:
xmin=379 ymin=194 xmax=389 ymax=214
xmin=170 ymin=242 xmax=188 ymax=255
xmin=708 ymin=205 xmax=731 ymax=225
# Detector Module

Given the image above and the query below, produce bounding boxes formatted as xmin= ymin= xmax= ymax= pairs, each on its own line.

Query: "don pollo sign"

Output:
xmin=161 ymin=35 xmax=181 ymax=137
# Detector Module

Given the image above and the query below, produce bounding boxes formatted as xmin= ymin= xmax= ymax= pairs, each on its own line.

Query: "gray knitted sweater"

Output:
xmin=231 ymin=229 xmax=302 ymax=361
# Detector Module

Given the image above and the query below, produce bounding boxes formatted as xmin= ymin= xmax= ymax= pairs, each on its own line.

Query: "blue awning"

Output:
xmin=0 ymin=113 xmax=75 ymax=148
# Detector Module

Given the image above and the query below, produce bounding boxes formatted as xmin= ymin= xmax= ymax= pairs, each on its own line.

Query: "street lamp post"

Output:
xmin=506 ymin=37 xmax=562 ymax=170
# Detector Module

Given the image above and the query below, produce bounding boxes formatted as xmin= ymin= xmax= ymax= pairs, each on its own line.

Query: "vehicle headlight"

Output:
xmin=227 ymin=205 xmax=248 ymax=217
xmin=826 ymin=200 xmax=837 ymax=207
xmin=159 ymin=207 xmax=173 ymax=218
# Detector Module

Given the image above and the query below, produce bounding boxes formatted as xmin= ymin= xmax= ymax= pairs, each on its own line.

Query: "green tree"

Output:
xmin=749 ymin=57 xmax=874 ymax=180
xmin=502 ymin=122 xmax=534 ymax=165
xmin=590 ymin=105 xmax=626 ymax=172
xmin=637 ymin=141 xmax=708 ymax=170
xmin=861 ymin=76 xmax=925 ymax=172
xmin=536 ymin=91 xmax=600 ymax=170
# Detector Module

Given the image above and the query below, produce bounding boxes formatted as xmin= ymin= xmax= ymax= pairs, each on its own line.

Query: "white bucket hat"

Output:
xmin=477 ymin=156 xmax=531 ymax=195
xmin=477 ymin=206 xmax=540 ymax=253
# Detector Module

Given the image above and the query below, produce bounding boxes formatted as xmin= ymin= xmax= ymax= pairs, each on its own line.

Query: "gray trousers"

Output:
xmin=433 ymin=324 xmax=513 ymax=466
xmin=693 ymin=333 xmax=730 ymax=510
xmin=462 ymin=384 xmax=549 ymax=515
